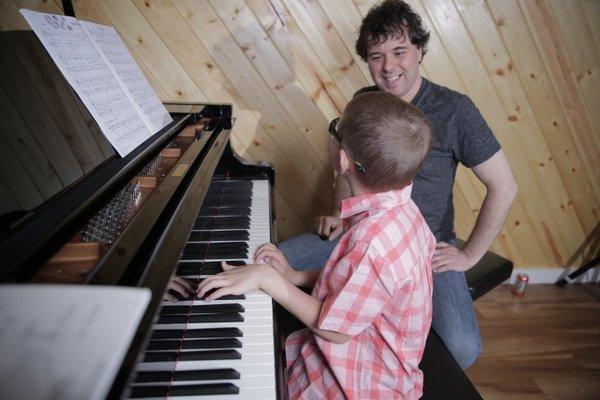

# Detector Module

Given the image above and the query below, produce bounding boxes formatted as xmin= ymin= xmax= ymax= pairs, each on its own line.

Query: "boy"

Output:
xmin=197 ymin=92 xmax=435 ymax=399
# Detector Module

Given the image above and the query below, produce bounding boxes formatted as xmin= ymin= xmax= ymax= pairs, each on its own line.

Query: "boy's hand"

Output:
xmin=196 ymin=262 xmax=273 ymax=301
xmin=163 ymin=275 xmax=194 ymax=302
xmin=254 ymin=243 xmax=297 ymax=283
xmin=314 ymin=215 xmax=343 ymax=241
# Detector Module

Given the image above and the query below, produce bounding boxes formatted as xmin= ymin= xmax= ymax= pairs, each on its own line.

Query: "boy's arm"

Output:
xmin=262 ymin=269 xmax=352 ymax=344
xmin=255 ymin=243 xmax=321 ymax=287
xmin=197 ymin=264 xmax=352 ymax=344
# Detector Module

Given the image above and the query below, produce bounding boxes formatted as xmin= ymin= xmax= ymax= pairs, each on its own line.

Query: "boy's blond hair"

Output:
xmin=338 ymin=91 xmax=432 ymax=190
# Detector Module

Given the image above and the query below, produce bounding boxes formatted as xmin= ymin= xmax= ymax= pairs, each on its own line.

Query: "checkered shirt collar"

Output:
xmin=339 ymin=183 xmax=413 ymax=220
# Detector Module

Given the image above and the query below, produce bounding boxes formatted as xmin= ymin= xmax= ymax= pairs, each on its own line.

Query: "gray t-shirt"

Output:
xmin=355 ymin=78 xmax=501 ymax=241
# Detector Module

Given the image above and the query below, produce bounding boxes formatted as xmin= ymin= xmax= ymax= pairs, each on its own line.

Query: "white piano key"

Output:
xmin=130 ymin=374 xmax=275 ymax=388
xmin=136 ymin=353 xmax=275 ymax=372
xmin=147 ymin=340 xmax=274 ymax=355
xmin=128 ymin=386 xmax=276 ymax=400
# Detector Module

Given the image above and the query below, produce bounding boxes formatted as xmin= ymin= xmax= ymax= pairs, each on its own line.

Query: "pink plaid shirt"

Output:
xmin=285 ymin=185 xmax=435 ymax=399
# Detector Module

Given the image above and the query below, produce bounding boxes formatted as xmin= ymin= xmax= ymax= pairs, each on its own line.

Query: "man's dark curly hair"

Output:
xmin=356 ymin=0 xmax=430 ymax=60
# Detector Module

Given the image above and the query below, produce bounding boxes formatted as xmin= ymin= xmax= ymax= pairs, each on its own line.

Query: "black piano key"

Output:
xmin=211 ymin=179 xmax=253 ymax=187
xmin=197 ymin=208 xmax=252 ymax=218
xmin=202 ymin=252 xmax=247 ymax=261
xmin=143 ymin=349 xmax=241 ymax=362
xmin=202 ymin=193 xmax=251 ymax=201
xmin=150 ymin=328 xmax=242 ymax=340
xmin=182 ymin=242 xmax=248 ymax=260
xmin=200 ymin=199 xmax=252 ymax=208
xmin=184 ymin=242 xmax=249 ymax=252
xmin=160 ymin=304 xmax=245 ymax=314
xmin=146 ymin=338 xmax=242 ymax=351
xmin=193 ymin=216 xmax=250 ymax=230
xmin=129 ymin=383 xmax=239 ymax=397
xmin=134 ymin=368 xmax=240 ymax=383
xmin=198 ymin=292 xmax=245 ymax=301
xmin=182 ymin=253 xmax=247 ymax=261
xmin=199 ymin=204 xmax=251 ymax=212
xmin=157 ymin=313 xmax=244 ymax=324
xmin=177 ymin=260 xmax=245 ymax=276
xmin=187 ymin=230 xmax=249 ymax=242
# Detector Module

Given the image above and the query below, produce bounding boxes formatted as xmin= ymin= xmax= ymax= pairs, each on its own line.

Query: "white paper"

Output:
xmin=20 ymin=9 xmax=152 ymax=157
xmin=0 ymin=284 xmax=151 ymax=400
xmin=81 ymin=21 xmax=172 ymax=134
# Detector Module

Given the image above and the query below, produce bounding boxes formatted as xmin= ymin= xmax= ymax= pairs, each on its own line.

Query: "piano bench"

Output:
xmin=419 ymin=330 xmax=483 ymax=400
xmin=420 ymin=243 xmax=514 ymax=399
xmin=461 ymin=239 xmax=514 ymax=301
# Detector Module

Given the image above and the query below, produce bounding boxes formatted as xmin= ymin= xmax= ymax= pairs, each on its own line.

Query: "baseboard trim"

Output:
xmin=502 ymin=267 xmax=600 ymax=284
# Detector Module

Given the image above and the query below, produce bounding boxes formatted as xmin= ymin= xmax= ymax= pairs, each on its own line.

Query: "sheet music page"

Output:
xmin=80 ymin=21 xmax=173 ymax=134
xmin=20 ymin=9 xmax=151 ymax=157
xmin=0 ymin=285 xmax=151 ymax=400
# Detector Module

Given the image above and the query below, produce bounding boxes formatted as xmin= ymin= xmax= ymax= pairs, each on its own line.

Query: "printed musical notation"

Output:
xmin=20 ymin=9 xmax=172 ymax=157
xmin=81 ymin=21 xmax=172 ymax=133
xmin=0 ymin=285 xmax=150 ymax=400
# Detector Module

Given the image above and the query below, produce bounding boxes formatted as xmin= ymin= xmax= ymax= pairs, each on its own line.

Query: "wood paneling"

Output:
xmin=1 ymin=0 xmax=598 ymax=269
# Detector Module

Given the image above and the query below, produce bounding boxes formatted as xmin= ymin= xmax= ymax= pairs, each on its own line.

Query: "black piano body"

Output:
xmin=1 ymin=29 xmax=495 ymax=400
xmin=0 ymin=31 xmax=285 ymax=399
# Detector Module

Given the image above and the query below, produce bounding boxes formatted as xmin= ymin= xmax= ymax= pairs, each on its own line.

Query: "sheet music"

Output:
xmin=81 ymin=21 xmax=172 ymax=134
xmin=20 ymin=9 xmax=151 ymax=157
xmin=0 ymin=285 xmax=151 ymax=400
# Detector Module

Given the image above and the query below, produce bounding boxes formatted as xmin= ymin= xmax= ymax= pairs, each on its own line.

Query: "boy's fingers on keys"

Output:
xmin=172 ymin=276 xmax=193 ymax=292
xmin=204 ymin=286 xmax=238 ymax=302
xmin=169 ymin=282 xmax=192 ymax=297
xmin=196 ymin=276 xmax=225 ymax=297
xmin=162 ymin=291 xmax=178 ymax=302
xmin=221 ymin=261 xmax=239 ymax=271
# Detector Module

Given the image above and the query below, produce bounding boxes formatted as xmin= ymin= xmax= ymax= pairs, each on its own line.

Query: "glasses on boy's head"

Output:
xmin=329 ymin=117 xmax=343 ymax=143
xmin=328 ymin=117 xmax=366 ymax=174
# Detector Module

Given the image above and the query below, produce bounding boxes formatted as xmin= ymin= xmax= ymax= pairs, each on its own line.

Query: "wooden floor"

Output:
xmin=467 ymin=284 xmax=600 ymax=400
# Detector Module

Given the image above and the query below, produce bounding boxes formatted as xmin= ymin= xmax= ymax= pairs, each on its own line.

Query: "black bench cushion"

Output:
xmin=458 ymin=239 xmax=514 ymax=300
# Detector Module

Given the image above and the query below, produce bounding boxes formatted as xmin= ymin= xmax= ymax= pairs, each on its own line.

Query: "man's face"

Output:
xmin=366 ymin=34 xmax=422 ymax=102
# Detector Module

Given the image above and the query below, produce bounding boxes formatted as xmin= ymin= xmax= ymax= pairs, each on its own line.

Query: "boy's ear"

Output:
xmin=338 ymin=148 xmax=352 ymax=176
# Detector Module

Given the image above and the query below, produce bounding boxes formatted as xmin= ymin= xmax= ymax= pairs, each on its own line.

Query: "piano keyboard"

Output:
xmin=128 ymin=179 xmax=276 ymax=400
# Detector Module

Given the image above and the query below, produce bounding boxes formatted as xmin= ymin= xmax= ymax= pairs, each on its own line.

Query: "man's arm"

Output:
xmin=432 ymin=150 xmax=517 ymax=272
xmin=314 ymin=174 xmax=351 ymax=240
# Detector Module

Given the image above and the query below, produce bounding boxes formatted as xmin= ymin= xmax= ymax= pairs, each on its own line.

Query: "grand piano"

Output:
xmin=0 ymin=30 xmax=285 ymax=399
xmin=1 ymin=22 xmax=505 ymax=398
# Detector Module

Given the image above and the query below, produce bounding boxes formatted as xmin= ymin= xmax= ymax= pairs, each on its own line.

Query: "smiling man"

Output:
xmin=279 ymin=0 xmax=517 ymax=369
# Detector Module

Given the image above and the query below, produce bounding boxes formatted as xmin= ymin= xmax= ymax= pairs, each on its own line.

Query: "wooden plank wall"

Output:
xmin=1 ymin=0 xmax=598 ymax=269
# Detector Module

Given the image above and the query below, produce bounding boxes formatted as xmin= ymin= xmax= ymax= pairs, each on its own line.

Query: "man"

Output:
xmin=279 ymin=0 xmax=517 ymax=369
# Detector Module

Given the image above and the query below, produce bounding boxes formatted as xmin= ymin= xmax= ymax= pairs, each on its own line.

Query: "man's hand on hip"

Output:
xmin=432 ymin=242 xmax=475 ymax=273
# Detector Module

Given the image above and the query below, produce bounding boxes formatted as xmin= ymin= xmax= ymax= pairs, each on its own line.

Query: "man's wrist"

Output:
xmin=461 ymin=245 xmax=482 ymax=269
